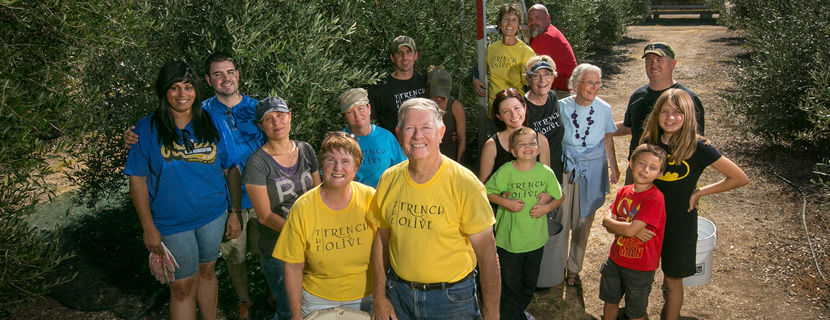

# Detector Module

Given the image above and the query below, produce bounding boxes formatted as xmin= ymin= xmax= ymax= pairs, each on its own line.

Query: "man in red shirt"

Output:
xmin=527 ymin=4 xmax=577 ymax=100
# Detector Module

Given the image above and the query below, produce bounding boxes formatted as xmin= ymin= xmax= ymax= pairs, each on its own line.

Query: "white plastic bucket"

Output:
xmin=683 ymin=216 xmax=717 ymax=287
xmin=536 ymin=217 xmax=564 ymax=287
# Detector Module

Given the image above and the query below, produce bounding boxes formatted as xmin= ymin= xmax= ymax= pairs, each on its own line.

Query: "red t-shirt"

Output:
xmin=529 ymin=25 xmax=577 ymax=92
xmin=608 ymin=184 xmax=666 ymax=271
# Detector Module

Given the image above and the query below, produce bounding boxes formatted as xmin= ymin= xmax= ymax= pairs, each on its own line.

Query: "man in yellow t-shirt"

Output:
xmin=368 ymin=98 xmax=500 ymax=320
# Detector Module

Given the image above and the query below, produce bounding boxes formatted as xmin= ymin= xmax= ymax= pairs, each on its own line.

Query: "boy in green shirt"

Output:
xmin=485 ymin=127 xmax=564 ymax=320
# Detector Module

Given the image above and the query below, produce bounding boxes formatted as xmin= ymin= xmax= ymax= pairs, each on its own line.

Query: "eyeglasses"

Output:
xmin=325 ymin=131 xmax=359 ymax=142
xmin=225 ymin=108 xmax=237 ymax=130
xmin=579 ymin=80 xmax=602 ymax=87
xmin=181 ymin=130 xmax=195 ymax=152
xmin=530 ymin=72 xmax=554 ymax=81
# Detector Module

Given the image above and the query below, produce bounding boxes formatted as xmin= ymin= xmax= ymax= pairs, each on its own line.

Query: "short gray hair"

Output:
xmin=529 ymin=4 xmax=549 ymax=16
xmin=396 ymin=98 xmax=445 ymax=132
xmin=569 ymin=63 xmax=602 ymax=90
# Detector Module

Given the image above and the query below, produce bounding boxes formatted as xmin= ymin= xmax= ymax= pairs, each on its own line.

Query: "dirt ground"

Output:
xmin=9 ymin=19 xmax=830 ymax=320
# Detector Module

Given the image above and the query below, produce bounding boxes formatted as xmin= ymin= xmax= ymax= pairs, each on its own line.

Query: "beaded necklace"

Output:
xmin=571 ymin=103 xmax=594 ymax=147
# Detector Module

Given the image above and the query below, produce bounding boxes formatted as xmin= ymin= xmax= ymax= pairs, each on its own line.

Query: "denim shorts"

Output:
xmin=301 ymin=289 xmax=372 ymax=317
xmin=162 ymin=212 xmax=227 ymax=280
xmin=599 ymin=258 xmax=655 ymax=319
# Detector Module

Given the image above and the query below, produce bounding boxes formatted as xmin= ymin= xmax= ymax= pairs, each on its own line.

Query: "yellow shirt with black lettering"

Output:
xmin=368 ymin=157 xmax=495 ymax=283
xmin=273 ymin=182 xmax=376 ymax=301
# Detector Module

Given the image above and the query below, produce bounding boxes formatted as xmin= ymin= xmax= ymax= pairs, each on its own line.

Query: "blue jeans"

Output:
xmin=261 ymin=254 xmax=292 ymax=320
xmin=386 ymin=269 xmax=480 ymax=320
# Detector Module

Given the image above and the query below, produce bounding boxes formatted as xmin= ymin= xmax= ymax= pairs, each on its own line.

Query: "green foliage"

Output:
xmin=2 ymin=0 xmax=639 ymax=308
xmin=0 ymin=0 xmax=78 ymax=307
xmin=545 ymin=0 xmax=648 ymax=60
xmin=722 ymin=0 xmax=830 ymax=141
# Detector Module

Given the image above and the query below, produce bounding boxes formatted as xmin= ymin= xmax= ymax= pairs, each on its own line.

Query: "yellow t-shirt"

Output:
xmin=273 ymin=182 xmax=376 ymax=301
xmin=486 ymin=39 xmax=536 ymax=107
xmin=368 ymin=157 xmax=496 ymax=283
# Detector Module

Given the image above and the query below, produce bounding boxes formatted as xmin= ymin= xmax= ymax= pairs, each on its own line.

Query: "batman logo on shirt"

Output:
xmin=658 ymin=157 xmax=689 ymax=182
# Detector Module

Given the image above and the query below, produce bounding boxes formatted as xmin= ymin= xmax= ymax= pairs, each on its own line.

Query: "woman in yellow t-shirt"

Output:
xmin=273 ymin=132 xmax=377 ymax=319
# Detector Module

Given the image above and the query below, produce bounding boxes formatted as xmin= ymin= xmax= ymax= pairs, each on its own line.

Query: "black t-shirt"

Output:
xmin=524 ymin=91 xmax=564 ymax=183
xmin=368 ymin=73 xmax=428 ymax=133
xmin=653 ymin=138 xmax=721 ymax=244
xmin=623 ymin=83 xmax=705 ymax=156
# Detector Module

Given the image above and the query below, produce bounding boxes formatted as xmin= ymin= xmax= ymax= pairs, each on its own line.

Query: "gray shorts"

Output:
xmin=219 ymin=208 xmax=260 ymax=264
xmin=599 ymin=258 xmax=655 ymax=319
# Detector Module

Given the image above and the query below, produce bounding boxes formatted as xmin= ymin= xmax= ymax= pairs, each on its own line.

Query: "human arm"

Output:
xmin=538 ymin=134 xmax=550 ymax=167
xmin=247 ymin=184 xmax=288 ymax=232
xmin=688 ymin=156 xmax=749 ymax=212
xmin=487 ymin=193 xmax=524 ymax=213
xmin=284 ymin=262 xmax=305 ymax=320
xmin=453 ymin=100 xmax=467 ymax=163
xmin=123 ymin=125 xmax=138 ymax=148
xmin=469 ymin=226 xmax=500 ymax=320
xmin=530 ymin=193 xmax=564 ymax=218
xmin=372 ymin=229 xmax=398 ymax=320
xmin=604 ymin=133 xmax=619 ymax=184
xmin=478 ymin=138 xmax=497 ymax=183
xmin=611 ymin=120 xmax=631 ymax=137
xmin=223 ymin=166 xmax=242 ymax=239
xmin=130 ymin=175 xmax=163 ymax=255
xmin=602 ymin=211 xmax=653 ymax=240
xmin=471 ymin=65 xmax=487 ymax=97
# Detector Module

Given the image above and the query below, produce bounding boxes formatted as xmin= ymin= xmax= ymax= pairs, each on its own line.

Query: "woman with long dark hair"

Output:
xmin=125 ymin=60 xmax=242 ymax=320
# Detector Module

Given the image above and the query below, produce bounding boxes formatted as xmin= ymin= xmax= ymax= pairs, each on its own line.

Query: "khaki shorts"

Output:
xmin=220 ymin=207 xmax=260 ymax=264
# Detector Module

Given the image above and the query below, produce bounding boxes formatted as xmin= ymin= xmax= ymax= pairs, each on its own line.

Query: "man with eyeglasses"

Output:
xmin=338 ymin=88 xmax=406 ymax=188
xmin=526 ymin=4 xmax=577 ymax=100
xmin=124 ymin=52 xmax=265 ymax=320
xmin=614 ymin=42 xmax=705 ymax=185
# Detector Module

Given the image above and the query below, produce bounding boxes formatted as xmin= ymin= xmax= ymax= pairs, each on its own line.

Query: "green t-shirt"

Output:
xmin=485 ymin=161 xmax=562 ymax=253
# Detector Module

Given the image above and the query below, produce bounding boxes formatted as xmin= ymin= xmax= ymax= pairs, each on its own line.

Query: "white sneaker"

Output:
xmin=524 ymin=310 xmax=536 ymax=320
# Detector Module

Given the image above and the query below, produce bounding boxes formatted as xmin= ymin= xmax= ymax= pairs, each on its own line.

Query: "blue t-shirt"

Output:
xmin=559 ymin=96 xmax=616 ymax=153
xmin=344 ymin=125 xmax=407 ymax=188
xmin=202 ymin=95 xmax=265 ymax=209
xmin=124 ymin=112 xmax=240 ymax=236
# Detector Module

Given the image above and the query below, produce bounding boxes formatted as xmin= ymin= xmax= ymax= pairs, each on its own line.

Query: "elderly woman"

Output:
xmin=273 ymin=132 xmax=377 ymax=318
xmin=559 ymin=63 xmax=620 ymax=286
xmin=125 ymin=60 xmax=241 ymax=320
xmin=473 ymin=4 xmax=537 ymax=112
xmin=524 ymin=55 xmax=565 ymax=184
xmin=243 ymin=97 xmax=321 ymax=320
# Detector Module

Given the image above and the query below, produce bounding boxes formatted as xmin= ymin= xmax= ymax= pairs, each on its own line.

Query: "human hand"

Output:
xmin=504 ymin=199 xmax=524 ymax=213
xmin=143 ymin=227 xmax=163 ymax=255
xmin=609 ymin=166 xmax=620 ymax=184
xmin=634 ymin=228 xmax=656 ymax=242
xmin=124 ymin=125 xmax=138 ymax=148
xmin=225 ymin=211 xmax=242 ymax=240
xmin=452 ymin=131 xmax=459 ymax=142
xmin=472 ymin=78 xmax=487 ymax=97
xmin=372 ymin=296 xmax=398 ymax=320
xmin=688 ymin=188 xmax=702 ymax=212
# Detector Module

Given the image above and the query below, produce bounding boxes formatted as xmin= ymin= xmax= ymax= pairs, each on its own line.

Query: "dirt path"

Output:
xmin=529 ymin=22 xmax=828 ymax=319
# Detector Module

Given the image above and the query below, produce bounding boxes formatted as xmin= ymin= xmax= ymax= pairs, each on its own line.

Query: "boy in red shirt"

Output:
xmin=600 ymin=144 xmax=668 ymax=320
